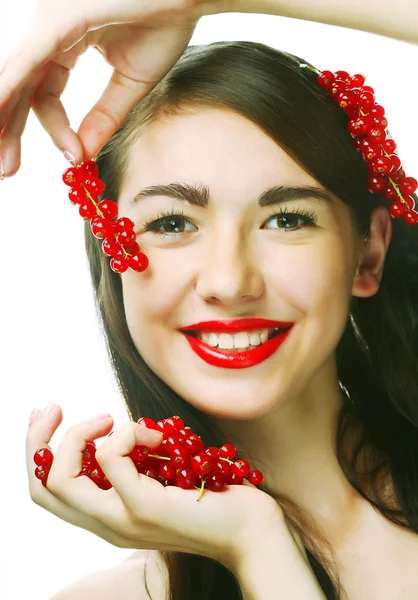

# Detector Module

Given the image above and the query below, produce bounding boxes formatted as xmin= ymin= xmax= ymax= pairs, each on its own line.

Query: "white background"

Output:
xmin=1 ymin=2 xmax=417 ymax=598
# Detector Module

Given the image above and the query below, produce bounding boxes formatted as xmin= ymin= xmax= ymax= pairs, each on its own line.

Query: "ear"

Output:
xmin=352 ymin=206 xmax=392 ymax=299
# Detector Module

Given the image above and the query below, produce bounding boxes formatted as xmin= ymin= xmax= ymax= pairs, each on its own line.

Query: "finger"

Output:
xmin=94 ymin=422 xmax=165 ymax=511
xmin=26 ymin=403 xmax=64 ymax=488
xmin=26 ymin=406 xmax=136 ymax=547
xmin=0 ymin=84 xmax=33 ymax=177
xmin=31 ymin=60 xmax=85 ymax=164
xmin=0 ymin=11 xmax=87 ymax=111
xmin=76 ymin=69 xmax=156 ymax=160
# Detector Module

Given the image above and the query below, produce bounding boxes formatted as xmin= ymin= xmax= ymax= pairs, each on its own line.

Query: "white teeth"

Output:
xmin=200 ymin=328 xmax=271 ymax=350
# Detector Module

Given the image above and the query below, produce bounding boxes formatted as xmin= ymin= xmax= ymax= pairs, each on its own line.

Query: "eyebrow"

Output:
xmin=128 ymin=183 xmax=335 ymax=209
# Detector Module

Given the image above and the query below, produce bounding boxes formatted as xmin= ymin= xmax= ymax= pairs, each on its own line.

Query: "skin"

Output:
xmin=117 ymin=105 xmax=393 ymax=548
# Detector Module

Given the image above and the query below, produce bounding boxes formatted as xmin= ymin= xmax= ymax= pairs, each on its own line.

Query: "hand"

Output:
xmin=26 ymin=404 xmax=284 ymax=570
xmin=0 ymin=0 xmax=208 ymax=177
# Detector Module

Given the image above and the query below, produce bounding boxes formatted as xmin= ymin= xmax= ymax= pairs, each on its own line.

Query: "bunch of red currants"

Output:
xmin=33 ymin=415 xmax=263 ymax=501
xmin=62 ymin=160 xmax=149 ymax=273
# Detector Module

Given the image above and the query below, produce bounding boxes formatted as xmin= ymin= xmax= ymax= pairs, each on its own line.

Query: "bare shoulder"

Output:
xmin=49 ymin=550 xmax=169 ymax=600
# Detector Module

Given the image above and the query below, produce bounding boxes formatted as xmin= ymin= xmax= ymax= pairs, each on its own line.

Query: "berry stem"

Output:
xmin=147 ymin=453 xmax=170 ymax=461
xmin=195 ymin=477 xmax=207 ymax=502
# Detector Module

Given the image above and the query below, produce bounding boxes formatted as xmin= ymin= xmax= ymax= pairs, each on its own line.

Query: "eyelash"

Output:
xmin=138 ymin=206 xmax=318 ymax=237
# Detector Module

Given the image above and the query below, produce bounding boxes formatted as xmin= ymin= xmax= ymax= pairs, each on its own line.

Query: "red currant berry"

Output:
xmin=34 ymin=465 xmax=50 ymax=483
xmin=176 ymin=467 xmax=199 ymax=489
xmin=98 ymin=477 xmax=112 ymax=490
xmin=368 ymin=156 xmax=392 ymax=176
xmin=370 ymin=105 xmax=385 ymax=118
xmin=110 ymin=256 xmax=129 ymax=273
xmin=358 ymin=91 xmax=374 ymax=110
xmin=69 ymin=187 xmax=88 ymax=205
xmin=79 ymin=202 xmax=97 ymax=219
xmin=78 ymin=160 xmax=99 ymax=180
xmin=33 ymin=448 xmax=54 ymax=467
xmin=63 ymin=167 xmax=82 ymax=187
xmin=91 ymin=216 xmax=114 ymax=239
xmin=247 ymin=470 xmax=263 ymax=485
xmin=213 ymin=460 xmax=231 ymax=477
xmin=346 ymin=74 xmax=365 ymax=88
xmin=205 ymin=472 xmax=227 ymax=492
xmin=98 ymin=199 xmax=118 ymax=220
xmin=89 ymin=465 xmax=106 ymax=485
xmin=117 ymin=229 xmax=136 ymax=248
xmin=204 ymin=446 xmax=220 ymax=459
xmin=129 ymin=253 xmax=149 ymax=272
xmin=123 ymin=241 xmax=140 ymax=255
xmin=191 ymin=453 xmax=216 ymax=477
xmin=184 ymin=435 xmax=205 ymax=455
xmin=390 ymin=169 xmax=406 ymax=184
xmin=137 ymin=417 xmax=160 ymax=431
xmin=164 ymin=416 xmax=185 ymax=433
xmin=367 ymin=176 xmax=387 ymax=194
xmin=329 ymin=80 xmax=346 ymax=98
xmin=389 ymin=155 xmax=402 ymax=173
xmin=102 ymin=237 xmax=120 ymax=257
xmin=405 ymin=211 xmax=418 ymax=226
xmin=382 ymin=185 xmax=398 ymax=202
xmin=317 ymin=71 xmax=335 ymax=89
xmin=383 ymin=139 xmax=397 ymax=154
xmin=129 ymin=445 xmax=150 ymax=462
xmin=83 ymin=177 xmax=105 ymax=197
xmin=337 ymin=90 xmax=358 ymax=112
xmin=232 ymin=459 xmax=251 ymax=478
xmin=367 ymin=127 xmax=387 ymax=145
xmin=141 ymin=467 xmax=159 ymax=480
xmin=334 ymin=70 xmax=350 ymax=82
xmin=170 ymin=447 xmax=191 ymax=468
xmin=159 ymin=463 xmax=176 ymax=480
xmin=165 ymin=436 xmax=185 ymax=451
xmin=390 ymin=202 xmax=406 ymax=218
xmin=348 ymin=115 xmax=372 ymax=137
xmin=114 ymin=217 xmax=135 ymax=233
xmin=399 ymin=177 xmax=418 ymax=195
xmin=218 ymin=443 xmax=237 ymax=460
xmin=82 ymin=442 xmax=96 ymax=464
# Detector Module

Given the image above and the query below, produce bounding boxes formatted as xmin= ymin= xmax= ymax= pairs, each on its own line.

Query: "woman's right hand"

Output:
xmin=0 ymin=0 xmax=209 ymax=177
xmin=26 ymin=405 xmax=287 ymax=572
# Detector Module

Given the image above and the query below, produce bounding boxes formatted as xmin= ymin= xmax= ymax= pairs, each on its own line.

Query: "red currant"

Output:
xmin=247 ymin=470 xmax=263 ymax=485
xmin=191 ymin=453 xmax=216 ymax=477
xmin=34 ymin=448 xmax=54 ymax=467
xmin=218 ymin=443 xmax=236 ymax=460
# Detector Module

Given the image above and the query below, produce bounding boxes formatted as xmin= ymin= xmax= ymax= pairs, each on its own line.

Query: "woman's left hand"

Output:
xmin=26 ymin=405 xmax=286 ymax=570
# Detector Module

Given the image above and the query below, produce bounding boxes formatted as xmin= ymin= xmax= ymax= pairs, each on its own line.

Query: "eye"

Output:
xmin=262 ymin=206 xmax=318 ymax=231
xmin=139 ymin=209 xmax=197 ymax=237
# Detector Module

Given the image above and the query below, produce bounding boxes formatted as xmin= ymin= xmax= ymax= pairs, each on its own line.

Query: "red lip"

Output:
xmin=180 ymin=318 xmax=294 ymax=333
xmin=182 ymin=327 xmax=293 ymax=369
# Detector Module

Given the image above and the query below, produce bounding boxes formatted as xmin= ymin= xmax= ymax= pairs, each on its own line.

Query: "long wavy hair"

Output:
xmin=83 ymin=42 xmax=418 ymax=599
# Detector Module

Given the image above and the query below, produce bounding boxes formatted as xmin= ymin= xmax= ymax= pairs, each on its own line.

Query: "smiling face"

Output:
xmin=116 ymin=107 xmax=361 ymax=420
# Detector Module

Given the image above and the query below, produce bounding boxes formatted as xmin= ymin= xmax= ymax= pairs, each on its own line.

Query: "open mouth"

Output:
xmin=184 ymin=327 xmax=289 ymax=353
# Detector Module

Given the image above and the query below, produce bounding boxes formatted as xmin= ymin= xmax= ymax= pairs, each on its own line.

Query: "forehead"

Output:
xmin=119 ymin=108 xmax=325 ymax=211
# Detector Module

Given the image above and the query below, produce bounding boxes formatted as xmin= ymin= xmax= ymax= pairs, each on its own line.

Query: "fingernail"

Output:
xmin=63 ymin=150 xmax=76 ymax=165
xmin=91 ymin=413 xmax=112 ymax=421
xmin=28 ymin=408 xmax=41 ymax=428
xmin=0 ymin=155 xmax=4 ymax=180
xmin=41 ymin=402 xmax=57 ymax=417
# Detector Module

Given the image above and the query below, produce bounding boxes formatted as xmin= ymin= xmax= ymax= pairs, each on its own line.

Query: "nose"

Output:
xmin=195 ymin=227 xmax=264 ymax=306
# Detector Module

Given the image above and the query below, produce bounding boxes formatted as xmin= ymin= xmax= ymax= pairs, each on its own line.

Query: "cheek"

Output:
xmin=121 ymin=268 xmax=184 ymax=339
xmin=268 ymin=244 xmax=352 ymax=315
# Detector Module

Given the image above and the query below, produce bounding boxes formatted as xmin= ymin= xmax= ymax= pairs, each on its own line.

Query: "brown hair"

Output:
xmin=84 ymin=41 xmax=418 ymax=598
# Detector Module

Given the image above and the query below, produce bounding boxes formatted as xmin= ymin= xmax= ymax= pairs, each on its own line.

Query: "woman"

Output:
xmin=1 ymin=1 xmax=417 ymax=598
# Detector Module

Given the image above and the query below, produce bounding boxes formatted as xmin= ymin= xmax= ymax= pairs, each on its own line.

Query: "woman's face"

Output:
xmin=117 ymin=107 xmax=360 ymax=419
